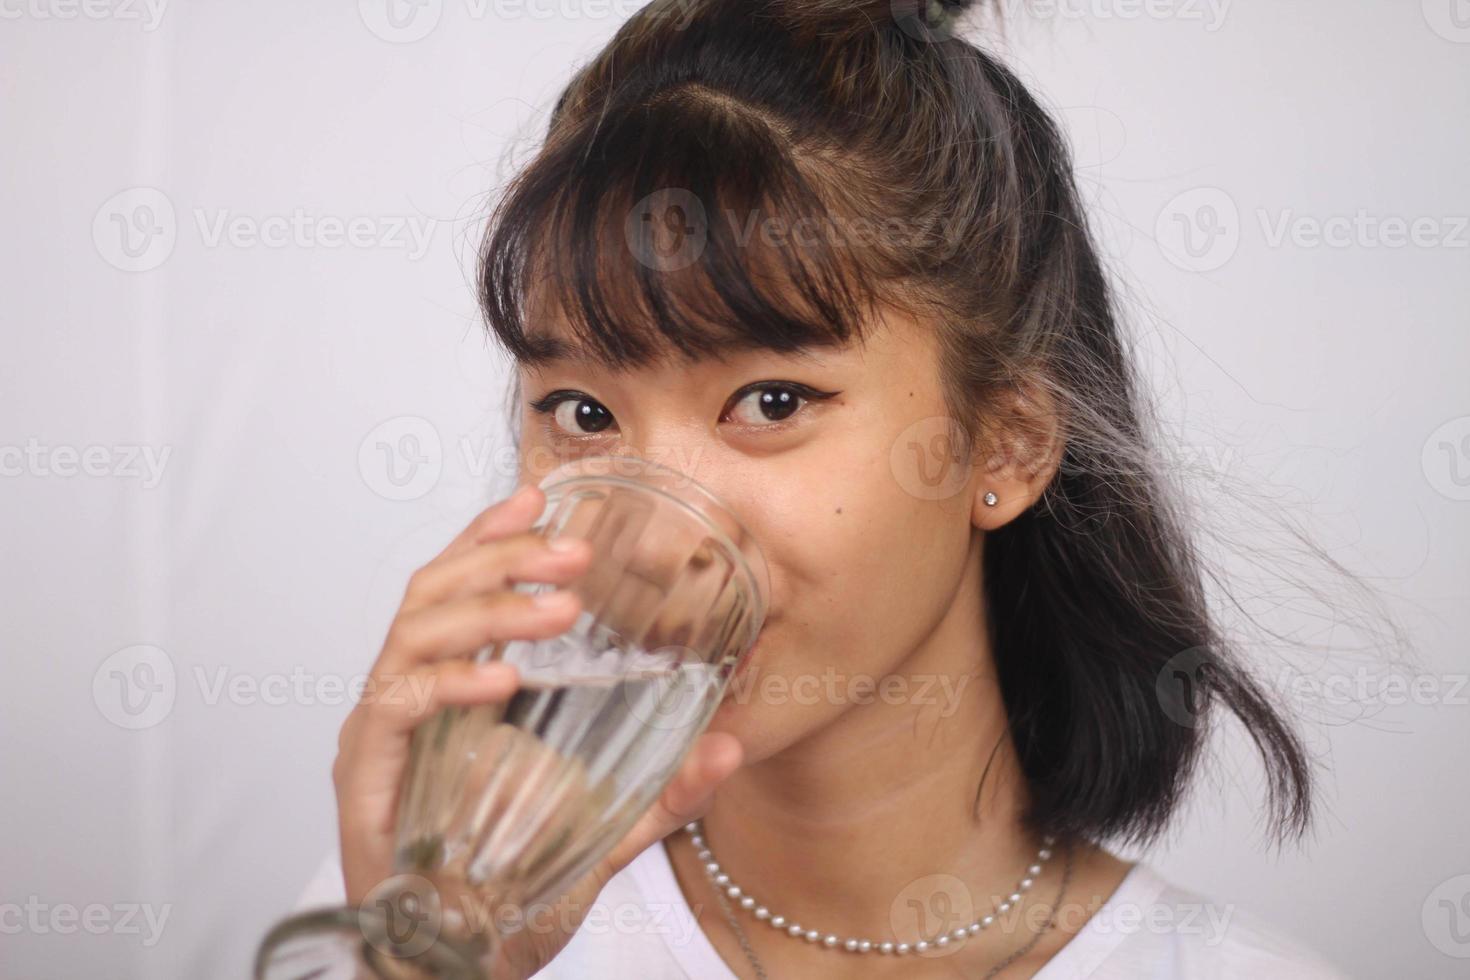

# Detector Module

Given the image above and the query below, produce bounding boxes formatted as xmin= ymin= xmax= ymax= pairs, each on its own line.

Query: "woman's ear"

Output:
xmin=971 ymin=381 xmax=1066 ymax=531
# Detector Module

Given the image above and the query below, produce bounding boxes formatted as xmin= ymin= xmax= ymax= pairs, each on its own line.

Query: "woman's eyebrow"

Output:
xmin=518 ymin=333 xmax=591 ymax=368
xmin=518 ymin=333 xmax=847 ymax=371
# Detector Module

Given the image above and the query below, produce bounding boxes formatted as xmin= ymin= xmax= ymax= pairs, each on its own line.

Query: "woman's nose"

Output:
xmin=535 ymin=448 xmax=766 ymax=656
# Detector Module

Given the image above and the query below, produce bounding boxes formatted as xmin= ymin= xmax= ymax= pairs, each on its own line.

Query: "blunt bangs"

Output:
xmin=478 ymin=84 xmax=885 ymax=371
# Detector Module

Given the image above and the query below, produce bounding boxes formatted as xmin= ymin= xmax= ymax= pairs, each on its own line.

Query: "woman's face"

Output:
xmin=516 ymin=308 xmax=987 ymax=763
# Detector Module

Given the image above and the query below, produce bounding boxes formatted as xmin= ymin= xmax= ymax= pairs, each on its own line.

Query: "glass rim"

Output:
xmin=531 ymin=453 xmax=771 ymax=640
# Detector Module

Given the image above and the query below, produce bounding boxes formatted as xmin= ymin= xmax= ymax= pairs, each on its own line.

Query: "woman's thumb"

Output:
xmin=596 ymin=731 xmax=744 ymax=880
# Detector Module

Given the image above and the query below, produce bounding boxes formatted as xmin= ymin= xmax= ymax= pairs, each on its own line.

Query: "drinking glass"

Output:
xmin=254 ymin=453 xmax=770 ymax=979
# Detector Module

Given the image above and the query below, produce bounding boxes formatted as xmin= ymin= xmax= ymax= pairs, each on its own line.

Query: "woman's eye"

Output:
xmin=726 ymin=384 xmax=807 ymax=426
xmin=529 ymin=382 xmax=837 ymax=439
xmin=530 ymin=393 xmax=616 ymax=437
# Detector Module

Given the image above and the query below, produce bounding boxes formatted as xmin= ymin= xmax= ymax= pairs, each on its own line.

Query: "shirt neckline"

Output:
xmin=628 ymin=834 xmax=1160 ymax=980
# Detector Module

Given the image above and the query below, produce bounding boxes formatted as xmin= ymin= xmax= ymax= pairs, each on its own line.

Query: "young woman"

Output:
xmin=309 ymin=1 xmax=1359 ymax=975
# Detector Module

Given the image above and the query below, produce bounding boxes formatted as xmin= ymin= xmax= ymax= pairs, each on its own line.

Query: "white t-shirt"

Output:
xmin=293 ymin=840 xmax=1348 ymax=978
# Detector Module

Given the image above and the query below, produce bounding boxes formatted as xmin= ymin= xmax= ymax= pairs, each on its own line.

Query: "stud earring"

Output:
xmin=983 ymin=491 xmax=998 ymax=507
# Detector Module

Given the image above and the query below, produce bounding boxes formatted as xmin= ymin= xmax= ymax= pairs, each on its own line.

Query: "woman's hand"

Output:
xmin=331 ymin=482 xmax=745 ymax=978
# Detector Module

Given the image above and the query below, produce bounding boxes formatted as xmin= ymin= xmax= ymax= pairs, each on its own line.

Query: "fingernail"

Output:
xmin=547 ymin=536 xmax=582 ymax=553
xmin=532 ymin=590 xmax=574 ymax=609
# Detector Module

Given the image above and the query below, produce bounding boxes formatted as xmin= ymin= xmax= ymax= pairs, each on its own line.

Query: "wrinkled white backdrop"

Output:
xmin=3 ymin=2 xmax=1468 ymax=977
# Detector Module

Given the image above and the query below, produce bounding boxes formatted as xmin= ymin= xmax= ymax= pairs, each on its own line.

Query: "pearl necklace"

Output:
xmin=684 ymin=819 xmax=1057 ymax=956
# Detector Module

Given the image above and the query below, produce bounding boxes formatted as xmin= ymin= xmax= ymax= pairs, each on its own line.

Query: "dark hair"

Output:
xmin=476 ymin=0 xmax=1410 ymax=850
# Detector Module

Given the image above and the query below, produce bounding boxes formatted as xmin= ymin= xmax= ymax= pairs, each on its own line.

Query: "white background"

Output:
xmin=2 ymin=1 xmax=1467 ymax=977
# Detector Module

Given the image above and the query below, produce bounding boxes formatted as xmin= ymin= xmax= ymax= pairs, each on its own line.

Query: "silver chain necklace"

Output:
xmin=687 ymin=819 xmax=1059 ymax=973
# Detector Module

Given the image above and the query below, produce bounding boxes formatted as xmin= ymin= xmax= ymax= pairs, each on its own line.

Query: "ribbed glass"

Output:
xmin=255 ymin=453 xmax=770 ymax=979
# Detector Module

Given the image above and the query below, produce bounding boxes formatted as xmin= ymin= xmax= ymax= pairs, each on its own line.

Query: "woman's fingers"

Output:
xmin=333 ymin=658 xmax=523 ymax=905
xmin=434 ymin=484 xmax=545 ymax=563
xmin=335 ymin=660 xmax=523 ymax=843
xmin=596 ymin=731 xmax=745 ymax=881
xmin=360 ymin=659 xmax=521 ymax=735
xmin=378 ymin=587 xmax=583 ymax=673
xmin=401 ymin=531 xmax=593 ymax=615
